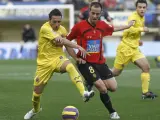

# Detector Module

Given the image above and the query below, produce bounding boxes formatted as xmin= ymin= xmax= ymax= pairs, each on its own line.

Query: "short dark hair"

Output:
xmin=135 ymin=0 xmax=147 ymax=7
xmin=49 ymin=9 xmax=62 ymax=20
xmin=90 ymin=2 xmax=102 ymax=11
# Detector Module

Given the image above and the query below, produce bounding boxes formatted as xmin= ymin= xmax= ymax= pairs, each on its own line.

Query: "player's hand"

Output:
xmin=139 ymin=40 xmax=143 ymax=46
xmin=128 ymin=20 xmax=135 ymax=27
xmin=76 ymin=58 xmax=86 ymax=64
xmin=78 ymin=46 xmax=90 ymax=58
xmin=54 ymin=36 xmax=63 ymax=44
xmin=143 ymin=27 xmax=149 ymax=32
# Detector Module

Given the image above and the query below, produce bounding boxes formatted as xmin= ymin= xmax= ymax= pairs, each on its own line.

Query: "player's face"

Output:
xmin=136 ymin=3 xmax=147 ymax=17
xmin=50 ymin=16 xmax=62 ymax=30
xmin=89 ymin=6 xmax=101 ymax=25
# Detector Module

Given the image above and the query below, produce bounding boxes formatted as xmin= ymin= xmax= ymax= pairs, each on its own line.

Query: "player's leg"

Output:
xmin=132 ymin=51 xmax=157 ymax=99
xmin=77 ymin=63 xmax=94 ymax=92
xmin=78 ymin=62 xmax=119 ymax=118
xmin=112 ymin=67 xmax=123 ymax=77
xmin=78 ymin=63 xmax=108 ymax=98
xmin=112 ymin=52 xmax=123 ymax=77
xmin=24 ymin=64 xmax=53 ymax=119
xmin=112 ymin=44 xmax=131 ymax=77
xmin=55 ymin=56 xmax=94 ymax=101
xmin=94 ymin=64 xmax=120 ymax=119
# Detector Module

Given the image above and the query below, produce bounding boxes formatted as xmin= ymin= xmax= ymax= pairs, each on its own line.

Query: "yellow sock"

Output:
xmin=66 ymin=63 xmax=85 ymax=96
xmin=32 ymin=92 xmax=41 ymax=113
xmin=141 ymin=72 xmax=150 ymax=93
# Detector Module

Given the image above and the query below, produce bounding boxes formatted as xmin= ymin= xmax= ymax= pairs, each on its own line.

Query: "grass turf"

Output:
xmin=0 ymin=57 xmax=159 ymax=120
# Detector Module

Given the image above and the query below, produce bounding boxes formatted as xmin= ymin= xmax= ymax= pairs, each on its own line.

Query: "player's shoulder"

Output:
xmin=59 ymin=25 xmax=67 ymax=36
xmin=59 ymin=25 xmax=67 ymax=31
xmin=128 ymin=11 xmax=138 ymax=19
xmin=40 ymin=22 xmax=51 ymax=32
xmin=98 ymin=20 xmax=106 ymax=24
xmin=131 ymin=11 xmax=137 ymax=16
xmin=98 ymin=20 xmax=111 ymax=27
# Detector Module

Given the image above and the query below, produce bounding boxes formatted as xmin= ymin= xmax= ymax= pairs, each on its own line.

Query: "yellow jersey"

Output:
xmin=37 ymin=22 xmax=67 ymax=65
xmin=122 ymin=11 xmax=145 ymax=48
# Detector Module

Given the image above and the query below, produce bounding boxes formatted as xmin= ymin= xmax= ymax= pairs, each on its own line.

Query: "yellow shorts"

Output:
xmin=34 ymin=55 xmax=69 ymax=86
xmin=114 ymin=42 xmax=145 ymax=69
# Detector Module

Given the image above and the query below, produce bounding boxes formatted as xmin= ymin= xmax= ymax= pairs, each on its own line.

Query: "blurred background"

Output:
xmin=0 ymin=1 xmax=160 ymax=120
xmin=0 ymin=0 xmax=159 ymax=60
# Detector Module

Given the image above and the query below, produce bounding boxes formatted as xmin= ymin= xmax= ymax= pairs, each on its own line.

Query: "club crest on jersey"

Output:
xmin=87 ymin=40 xmax=100 ymax=53
xmin=59 ymin=56 xmax=63 ymax=59
xmin=87 ymin=36 xmax=92 ymax=39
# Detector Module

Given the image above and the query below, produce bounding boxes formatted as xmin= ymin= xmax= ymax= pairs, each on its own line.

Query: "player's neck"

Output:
xmin=87 ymin=18 xmax=96 ymax=27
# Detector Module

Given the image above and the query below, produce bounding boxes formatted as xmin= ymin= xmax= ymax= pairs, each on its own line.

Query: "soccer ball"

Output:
xmin=62 ymin=106 xmax=79 ymax=120
xmin=155 ymin=56 xmax=160 ymax=68
xmin=155 ymin=56 xmax=160 ymax=62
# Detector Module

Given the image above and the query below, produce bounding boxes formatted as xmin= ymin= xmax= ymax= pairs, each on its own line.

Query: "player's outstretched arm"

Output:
xmin=65 ymin=47 xmax=77 ymax=60
xmin=66 ymin=47 xmax=86 ymax=64
xmin=54 ymin=37 xmax=89 ymax=58
xmin=114 ymin=20 xmax=135 ymax=32
xmin=125 ymin=26 xmax=149 ymax=33
xmin=142 ymin=27 xmax=149 ymax=32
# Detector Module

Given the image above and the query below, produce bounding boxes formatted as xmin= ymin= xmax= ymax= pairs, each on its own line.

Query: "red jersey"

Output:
xmin=66 ymin=20 xmax=114 ymax=64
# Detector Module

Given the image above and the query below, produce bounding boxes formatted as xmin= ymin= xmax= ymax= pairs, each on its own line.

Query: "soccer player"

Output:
xmin=66 ymin=2 xmax=134 ymax=119
xmin=24 ymin=9 xmax=94 ymax=120
xmin=112 ymin=0 xmax=157 ymax=99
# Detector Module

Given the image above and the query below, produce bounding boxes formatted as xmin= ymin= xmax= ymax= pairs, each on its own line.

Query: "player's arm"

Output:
xmin=126 ymin=15 xmax=149 ymax=32
xmin=65 ymin=23 xmax=88 ymax=61
xmin=57 ymin=23 xmax=80 ymax=50
xmin=113 ymin=20 xmax=135 ymax=32
xmin=129 ymin=25 xmax=149 ymax=32
xmin=55 ymin=37 xmax=89 ymax=58
xmin=66 ymin=47 xmax=86 ymax=64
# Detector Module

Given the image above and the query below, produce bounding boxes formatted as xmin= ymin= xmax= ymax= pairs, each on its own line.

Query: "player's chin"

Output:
xmin=140 ymin=13 xmax=144 ymax=17
xmin=93 ymin=20 xmax=98 ymax=24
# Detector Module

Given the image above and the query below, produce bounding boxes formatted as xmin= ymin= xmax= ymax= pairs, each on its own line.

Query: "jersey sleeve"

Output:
xmin=103 ymin=22 xmax=114 ymax=36
xmin=40 ymin=26 xmax=60 ymax=40
xmin=66 ymin=24 xmax=79 ymax=41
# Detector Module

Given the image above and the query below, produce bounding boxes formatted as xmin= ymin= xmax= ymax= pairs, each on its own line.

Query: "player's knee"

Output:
xmin=109 ymin=86 xmax=117 ymax=92
xmin=33 ymin=80 xmax=46 ymax=94
xmin=98 ymin=87 xmax=107 ymax=93
xmin=107 ymin=82 xmax=117 ymax=92
xmin=112 ymin=68 xmax=121 ymax=77
xmin=95 ymin=81 xmax=107 ymax=93
xmin=141 ymin=65 xmax=150 ymax=72
xmin=34 ymin=87 xmax=43 ymax=94
xmin=112 ymin=71 xmax=120 ymax=77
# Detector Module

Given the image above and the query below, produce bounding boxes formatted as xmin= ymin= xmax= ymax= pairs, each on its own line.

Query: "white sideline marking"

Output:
xmin=0 ymin=69 xmax=159 ymax=77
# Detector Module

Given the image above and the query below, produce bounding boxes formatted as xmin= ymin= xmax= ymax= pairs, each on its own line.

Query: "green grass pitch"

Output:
xmin=0 ymin=57 xmax=160 ymax=120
